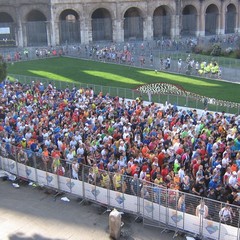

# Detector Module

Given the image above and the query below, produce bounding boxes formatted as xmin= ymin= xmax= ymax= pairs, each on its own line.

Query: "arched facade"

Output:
xmin=0 ymin=0 xmax=239 ymax=47
xmin=59 ymin=9 xmax=81 ymax=44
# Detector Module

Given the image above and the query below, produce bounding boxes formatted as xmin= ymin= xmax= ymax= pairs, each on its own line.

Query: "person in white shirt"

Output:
xmin=221 ymin=152 xmax=229 ymax=168
xmin=196 ymin=200 xmax=209 ymax=219
xmin=219 ymin=205 xmax=233 ymax=224
xmin=118 ymin=141 xmax=126 ymax=153
xmin=72 ymin=159 xmax=79 ymax=180
xmin=229 ymin=171 xmax=238 ymax=187
xmin=77 ymin=143 xmax=85 ymax=155
xmin=177 ymin=59 xmax=182 ymax=73
xmin=66 ymin=148 xmax=75 ymax=163
xmin=42 ymin=129 xmax=49 ymax=140
xmin=69 ymin=137 xmax=77 ymax=149
xmin=74 ymin=131 xmax=82 ymax=142
xmin=178 ymin=166 xmax=185 ymax=183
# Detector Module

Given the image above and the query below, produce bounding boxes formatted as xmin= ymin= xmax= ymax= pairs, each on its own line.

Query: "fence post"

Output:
xmin=217 ymin=202 xmax=223 ymax=240
xmin=14 ymin=145 xmax=20 ymax=178
xmin=237 ymin=208 xmax=240 ymax=240
xmin=80 ymin=164 xmax=86 ymax=203
xmin=33 ymin=152 xmax=38 ymax=183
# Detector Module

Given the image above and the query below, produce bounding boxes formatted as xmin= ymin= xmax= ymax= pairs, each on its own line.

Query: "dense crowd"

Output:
xmin=0 ymin=79 xmax=240 ymax=224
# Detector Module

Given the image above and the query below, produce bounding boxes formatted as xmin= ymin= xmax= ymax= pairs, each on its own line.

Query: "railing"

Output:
xmin=8 ymin=73 xmax=240 ymax=115
xmin=2 ymin=38 xmax=240 ymax=81
xmin=0 ymin=141 xmax=239 ymax=240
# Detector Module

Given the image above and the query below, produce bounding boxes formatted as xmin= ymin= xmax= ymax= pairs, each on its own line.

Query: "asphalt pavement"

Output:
xmin=0 ymin=179 xmax=186 ymax=240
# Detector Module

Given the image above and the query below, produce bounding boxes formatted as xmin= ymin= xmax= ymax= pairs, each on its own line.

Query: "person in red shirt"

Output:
xmin=175 ymin=144 xmax=184 ymax=156
xmin=157 ymin=149 xmax=165 ymax=167
xmin=192 ymin=159 xmax=201 ymax=179
xmin=161 ymin=164 xmax=169 ymax=181
xmin=142 ymin=144 xmax=150 ymax=158
xmin=131 ymin=161 xmax=140 ymax=176
xmin=51 ymin=145 xmax=61 ymax=159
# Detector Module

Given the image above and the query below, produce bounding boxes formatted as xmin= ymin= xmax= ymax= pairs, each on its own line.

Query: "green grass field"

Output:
xmin=7 ymin=56 xmax=240 ymax=104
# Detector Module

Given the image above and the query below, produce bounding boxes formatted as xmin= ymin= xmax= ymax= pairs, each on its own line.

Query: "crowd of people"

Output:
xmin=0 ymin=78 xmax=240 ymax=225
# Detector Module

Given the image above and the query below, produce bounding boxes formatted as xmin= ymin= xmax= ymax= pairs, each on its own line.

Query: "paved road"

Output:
xmin=0 ymin=180 xmax=186 ymax=240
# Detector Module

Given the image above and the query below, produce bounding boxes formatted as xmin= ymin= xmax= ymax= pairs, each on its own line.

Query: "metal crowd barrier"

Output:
xmin=0 ymin=141 xmax=239 ymax=240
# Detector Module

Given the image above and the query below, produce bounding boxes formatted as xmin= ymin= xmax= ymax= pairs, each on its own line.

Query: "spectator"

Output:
xmin=0 ymin=79 xmax=240 ymax=224
xmin=177 ymin=194 xmax=186 ymax=212
xmin=72 ymin=159 xmax=79 ymax=180
xmin=219 ymin=204 xmax=234 ymax=224
xmin=196 ymin=200 xmax=209 ymax=219
xmin=17 ymin=147 xmax=28 ymax=164
xmin=192 ymin=177 xmax=206 ymax=197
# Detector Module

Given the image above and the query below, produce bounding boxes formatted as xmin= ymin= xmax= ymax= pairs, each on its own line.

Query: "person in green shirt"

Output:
xmin=173 ymin=159 xmax=180 ymax=174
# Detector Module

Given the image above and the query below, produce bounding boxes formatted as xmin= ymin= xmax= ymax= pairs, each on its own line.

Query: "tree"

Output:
xmin=0 ymin=55 xmax=7 ymax=83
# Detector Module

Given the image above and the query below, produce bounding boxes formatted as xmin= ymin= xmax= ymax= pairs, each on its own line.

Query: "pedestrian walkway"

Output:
xmin=0 ymin=180 xmax=185 ymax=240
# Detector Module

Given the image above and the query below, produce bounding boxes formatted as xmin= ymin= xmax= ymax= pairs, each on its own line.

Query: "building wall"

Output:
xmin=0 ymin=0 xmax=239 ymax=47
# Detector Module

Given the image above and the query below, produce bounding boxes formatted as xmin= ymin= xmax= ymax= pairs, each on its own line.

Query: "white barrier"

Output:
xmin=0 ymin=156 xmax=239 ymax=240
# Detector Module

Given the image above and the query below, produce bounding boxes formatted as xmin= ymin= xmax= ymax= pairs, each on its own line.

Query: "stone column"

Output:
xmin=112 ymin=18 xmax=124 ymax=42
xmin=143 ymin=16 xmax=153 ymax=41
xmin=15 ymin=8 xmax=23 ymax=47
xmin=173 ymin=0 xmax=181 ymax=38
xmin=54 ymin=21 xmax=60 ymax=46
xmin=21 ymin=22 xmax=27 ymax=47
xmin=218 ymin=13 xmax=224 ymax=34
xmin=196 ymin=1 xmax=205 ymax=37
xmin=235 ymin=3 xmax=240 ymax=33
xmin=171 ymin=14 xmax=180 ymax=39
xmin=80 ymin=17 xmax=91 ymax=44
xmin=50 ymin=5 xmax=56 ymax=46
xmin=16 ymin=22 xmax=23 ymax=47
xmin=218 ymin=1 xmax=225 ymax=34
xmin=46 ymin=22 xmax=51 ymax=46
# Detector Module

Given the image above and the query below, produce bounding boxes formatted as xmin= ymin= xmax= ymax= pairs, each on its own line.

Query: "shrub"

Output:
xmin=232 ymin=49 xmax=240 ymax=59
xmin=210 ymin=44 xmax=222 ymax=56
xmin=191 ymin=45 xmax=203 ymax=54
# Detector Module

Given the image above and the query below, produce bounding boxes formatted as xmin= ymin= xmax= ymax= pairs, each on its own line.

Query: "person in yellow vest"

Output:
xmin=204 ymin=63 xmax=211 ymax=75
xmin=199 ymin=61 xmax=206 ymax=75
xmin=154 ymin=172 xmax=163 ymax=185
xmin=100 ymin=171 xmax=110 ymax=188
xmin=113 ymin=170 xmax=122 ymax=191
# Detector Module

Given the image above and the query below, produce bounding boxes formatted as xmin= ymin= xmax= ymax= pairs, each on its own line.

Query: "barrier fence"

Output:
xmin=0 ymin=141 xmax=239 ymax=240
xmin=1 ymin=37 xmax=240 ymax=82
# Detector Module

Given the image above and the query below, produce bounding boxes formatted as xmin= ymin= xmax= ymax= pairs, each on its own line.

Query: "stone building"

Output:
xmin=0 ymin=0 xmax=239 ymax=47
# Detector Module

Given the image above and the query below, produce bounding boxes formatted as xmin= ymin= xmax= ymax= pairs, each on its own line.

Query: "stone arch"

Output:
xmin=153 ymin=5 xmax=171 ymax=39
xmin=205 ymin=4 xmax=219 ymax=36
xmin=124 ymin=7 xmax=144 ymax=41
xmin=0 ymin=12 xmax=16 ymax=46
xmin=181 ymin=5 xmax=197 ymax=36
xmin=59 ymin=9 xmax=80 ymax=44
xmin=225 ymin=4 xmax=237 ymax=34
xmin=26 ymin=9 xmax=47 ymax=21
xmin=0 ymin=12 xmax=14 ymax=22
xmin=25 ymin=9 xmax=47 ymax=46
xmin=91 ymin=8 xmax=113 ymax=42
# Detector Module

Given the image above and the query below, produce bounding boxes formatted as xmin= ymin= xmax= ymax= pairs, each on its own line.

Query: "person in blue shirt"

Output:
xmin=208 ymin=176 xmax=219 ymax=190
xmin=234 ymin=136 xmax=240 ymax=151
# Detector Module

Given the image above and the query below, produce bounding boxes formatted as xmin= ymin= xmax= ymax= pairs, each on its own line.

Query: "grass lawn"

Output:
xmin=7 ymin=56 xmax=240 ymax=104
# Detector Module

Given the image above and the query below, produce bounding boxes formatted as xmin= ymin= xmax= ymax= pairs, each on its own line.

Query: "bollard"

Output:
xmin=109 ymin=208 xmax=122 ymax=240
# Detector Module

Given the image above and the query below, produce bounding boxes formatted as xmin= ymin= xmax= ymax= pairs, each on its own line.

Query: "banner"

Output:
xmin=0 ymin=27 xmax=10 ymax=34
xmin=58 ymin=176 xmax=73 ymax=193
xmin=70 ymin=179 xmax=83 ymax=197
